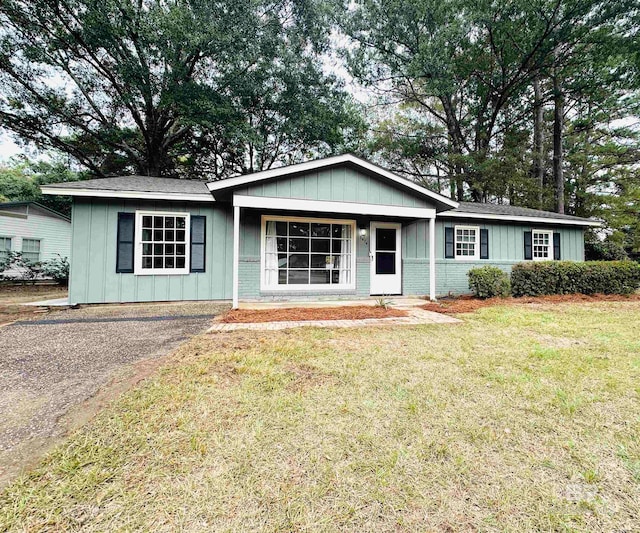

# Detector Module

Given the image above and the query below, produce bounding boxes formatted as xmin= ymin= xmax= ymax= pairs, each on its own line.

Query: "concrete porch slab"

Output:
xmin=21 ymin=297 xmax=70 ymax=307
xmin=238 ymin=297 xmax=430 ymax=310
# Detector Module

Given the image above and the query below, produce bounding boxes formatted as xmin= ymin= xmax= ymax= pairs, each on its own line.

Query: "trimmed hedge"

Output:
xmin=511 ymin=261 xmax=640 ymax=297
xmin=467 ymin=266 xmax=511 ymax=299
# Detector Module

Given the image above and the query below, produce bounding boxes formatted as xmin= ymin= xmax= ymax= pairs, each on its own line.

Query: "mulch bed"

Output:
xmin=422 ymin=293 xmax=640 ymax=315
xmin=221 ymin=306 xmax=408 ymax=323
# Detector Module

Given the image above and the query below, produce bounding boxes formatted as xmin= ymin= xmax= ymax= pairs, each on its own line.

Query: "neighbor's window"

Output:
xmin=21 ymin=238 xmax=41 ymax=262
xmin=0 ymin=236 xmax=11 ymax=260
xmin=454 ymin=226 xmax=479 ymax=260
xmin=135 ymin=212 xmax=189 ymax=275
xmin=532 ymin=229 xmax=553 ymax=260
xmin=263 ymin=217 xmax=355 ymax=289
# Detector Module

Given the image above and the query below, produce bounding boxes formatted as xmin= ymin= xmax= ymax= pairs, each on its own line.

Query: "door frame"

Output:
xmin=369 ymin=221 xmax=402 ymax=295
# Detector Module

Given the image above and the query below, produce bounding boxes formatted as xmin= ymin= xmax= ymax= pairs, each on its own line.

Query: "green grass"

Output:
xmin=2 ymin=301 xmax=640 ymax=531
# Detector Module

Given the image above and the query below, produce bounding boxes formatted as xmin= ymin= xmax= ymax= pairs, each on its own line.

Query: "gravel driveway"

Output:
xmin=0 ymin=301 xmax=229 ymax=487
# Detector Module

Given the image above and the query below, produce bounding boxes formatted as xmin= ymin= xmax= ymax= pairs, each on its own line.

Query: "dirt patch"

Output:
xmin=220 ymin=305 xmax=408 ymax=323
xmin=422 ymin=293 xmax=640 ymax=315
xmin=0 ymin=284 xmax=68 ymax=326
xmin=285 ymin=362 xmax=334 ymax=391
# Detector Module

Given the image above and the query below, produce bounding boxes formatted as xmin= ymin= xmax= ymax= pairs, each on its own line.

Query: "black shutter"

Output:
xmin=553 ymin=232 xmax=561 ymax=260
xmin=445 ymin=227 xmax=455 ymax=258
xmin=116 ymin=212 xmax=135 ymax=273
xmin=190 ymin=215 xmax=206 ymax=272
xmin=524 ymin=231 xmax=533 ymax=260
xmin=480 ymin=229 xmax=489 ymax=259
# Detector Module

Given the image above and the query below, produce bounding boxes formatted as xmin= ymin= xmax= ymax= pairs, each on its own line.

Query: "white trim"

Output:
xmin=429 ymin=217 xmax=436 ymax=301
xmin=233 ymin=206 xmax=240 ymax=308
xmin=41 ymin=186 xmax=214 ymax=202
xmin=454 ymin=225 xmax=480 ymax=261
xmin=234 ymin=194 xmax=436 ymax=219
xmin=133 ymin=210 xmax=190 ymax=275
xmin=210 ymin=154 xmax=458 ymax=208
xmin=532 ymin=228 xmax=554 ymax=261
xmin=442 ymin=210 xmax=600 ymax=227
xmin=260 ymin=215 xmax=357 ymax=292
xmin=369 ymin=221 xmax=402 ymax=295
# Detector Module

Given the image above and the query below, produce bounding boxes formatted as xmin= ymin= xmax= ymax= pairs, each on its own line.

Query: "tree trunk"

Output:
xmin=552 ymin=65 xmax=565 ymax=214
xmin=533 ymin=76 xmax=545 ymax=207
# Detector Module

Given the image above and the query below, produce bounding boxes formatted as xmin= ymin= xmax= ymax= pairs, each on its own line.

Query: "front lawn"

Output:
xmin=2 ymin=302 xmax=639 ymax=531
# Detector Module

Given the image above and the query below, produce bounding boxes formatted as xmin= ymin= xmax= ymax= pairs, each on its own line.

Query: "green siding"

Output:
xmin=434 ymin=219 xmax=585 ymax=294
xmin=235 ymin=166 xmax=432 ymax=208
xmin=69 ymin=199 xmax=233 ymax=304
xmin=69 ymin=196 xmax=587 ymax=303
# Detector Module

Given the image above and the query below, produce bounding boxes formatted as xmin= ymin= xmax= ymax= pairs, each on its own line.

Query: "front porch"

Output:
xmin=231 ymin=195 xmax=437 ymax=308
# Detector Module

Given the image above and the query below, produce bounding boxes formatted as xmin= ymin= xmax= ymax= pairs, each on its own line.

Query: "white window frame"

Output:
xmin=532 ymin=229 xmax=554 ymax=261
xmin=134 ymin=210 xmax=190 ymax=275
xmin=260 ymin=215 xmax=357 ymax=292
xmin=0 ymin=236 xmax=12 ymax=259
xmin=454 ymin=225 xmax=480 ymax=261
xmin=21 ymin=238 xmax=41 ymax=262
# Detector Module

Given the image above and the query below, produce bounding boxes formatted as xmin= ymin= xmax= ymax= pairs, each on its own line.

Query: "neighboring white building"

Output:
xmin=0 ymin=202 xmax=71 ymax=272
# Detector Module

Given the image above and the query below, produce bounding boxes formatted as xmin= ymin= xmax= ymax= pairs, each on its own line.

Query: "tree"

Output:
xmin=0 ymin=0 xmax=362 ymax=179
xmin=0 ymin=158 xmax=84 ymax=215
xmin=341 ymin=0 xmax=637 ymax=205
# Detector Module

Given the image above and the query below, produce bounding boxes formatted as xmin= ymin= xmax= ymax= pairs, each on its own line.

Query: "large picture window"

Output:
xmin=454 ymin=225 xmax=479 ymax=260
xmin=262 ymin=216 xmax=355 ymax=290
xmin=134 ymin=211 xmax=190 ymax=275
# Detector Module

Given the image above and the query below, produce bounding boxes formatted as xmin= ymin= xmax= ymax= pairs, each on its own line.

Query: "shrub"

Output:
xmin=467 ymin=266 xmax=511 ymax=299
xmin=0 ymin=251 xmax=42 ymax=284
xmin=585 ymin=239 xmax=628 ymax=261
xmin=41 ymin=254 xmax=70 ymax=286
xmin=511 ymin=261 xmax=640 ymax=297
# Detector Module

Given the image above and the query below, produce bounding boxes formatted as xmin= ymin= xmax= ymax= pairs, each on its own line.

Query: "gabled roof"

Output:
xmin=42 ymin=176 xmax=213 ymax=202
xmin=443 ymin=201 xmax=601 ymax=227
xmin=0 ymin=201 xmax=71 ymax=222
xmin=207 ymin=153 xmax=460 ymax=211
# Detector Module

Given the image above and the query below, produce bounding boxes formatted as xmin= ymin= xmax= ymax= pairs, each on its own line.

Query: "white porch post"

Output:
xmin=232 ymin=205 xmax=240 ymax=309
xmin=429 ymin=216 xmax=436 ymax=301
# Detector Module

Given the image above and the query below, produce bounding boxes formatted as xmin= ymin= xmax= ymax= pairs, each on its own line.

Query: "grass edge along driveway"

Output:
xmin=1 ymin=301 xmax=639 ymax=532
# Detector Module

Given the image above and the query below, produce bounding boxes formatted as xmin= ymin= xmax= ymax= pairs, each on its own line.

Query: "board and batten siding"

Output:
xmin=434 ymin=219 xmax=585 ymax=295
xmin=0 ymin=208 xmax=71 ymax=261
xmin=234 ymin=166 xmax=431 ymax=208
xmin=69 ymin=199 xmax=233 ymax=304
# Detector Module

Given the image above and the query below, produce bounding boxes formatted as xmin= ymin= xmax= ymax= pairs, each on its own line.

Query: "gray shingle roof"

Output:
xmin=447 ymin=201 xmax=597 ymax=223
xmin=44 ymin=176 xmax=211 ymax=195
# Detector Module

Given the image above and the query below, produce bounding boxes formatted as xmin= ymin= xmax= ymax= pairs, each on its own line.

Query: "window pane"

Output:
xmin=310 ymin=270 xmax=330 ymax=284
xmin=165 ymin=230 xmax=174 ymax=241
xmin=311 ymin=223 xmax=330 ymax=237
xmin=332 ymin=240 xmax=342 ymax=253
xmin=176 ymin=230 xmax=185 ymax=242
xmin=289 ymin=238 xmax=309 ymax=252
xmin=154 ymin=216 xmax=164 ymax=228
xmin=376 ymin=252 xmax=396 ymax=274
xmin=276 ymin=222 xmax=287 ymax=236
xmin=376 ymin=228 xmax=396 ymax=251
xmin=142 ymin=216 xmax=152 ymax=228
xmin=153 ymin=230 xmax=163 ymax=241
xmin=142 ymin=256 xmax=152 ymax=269
xmin=165 ymin=244 xmax=174 ymax=255
xmin=176 ymin=257 xmax=185 ymax=269
xmin=289 ymin=222 xmax=309 ymax=236
xmin=176 ymin=244 xmax=185 ymax=256
xmin=311 ymin=254 xmax=329 ymax=268
xmin=142 ymin=229 xmax=152 ymax=241
xmin=154 ymin=243 xmax=163 ymax=255
xmin=311 ymin=239 xmax=330 ymax=253
xmin=176 ymin=217 xmax=186 ymax=229
xmin=288 ymin=271 xmax=309 ymax=284
xmin=277 ymin=238 xmax=287 ymax=252
xmin=278 ymin=270 xmax=287 ymax=284
xmin=153 ymin=257 xmax=163 ymax=268
xmin=165 ymin=217 xmax=175 ymax=229
xmin=143 ymin=243 xmax=152 ymax=255
xmin=288 ymin=254 xmax=309 ymax=268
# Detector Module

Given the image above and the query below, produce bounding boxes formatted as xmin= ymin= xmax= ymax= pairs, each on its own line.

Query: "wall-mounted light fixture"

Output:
xmin=359 ymin=225 xmax=368 ymax=245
